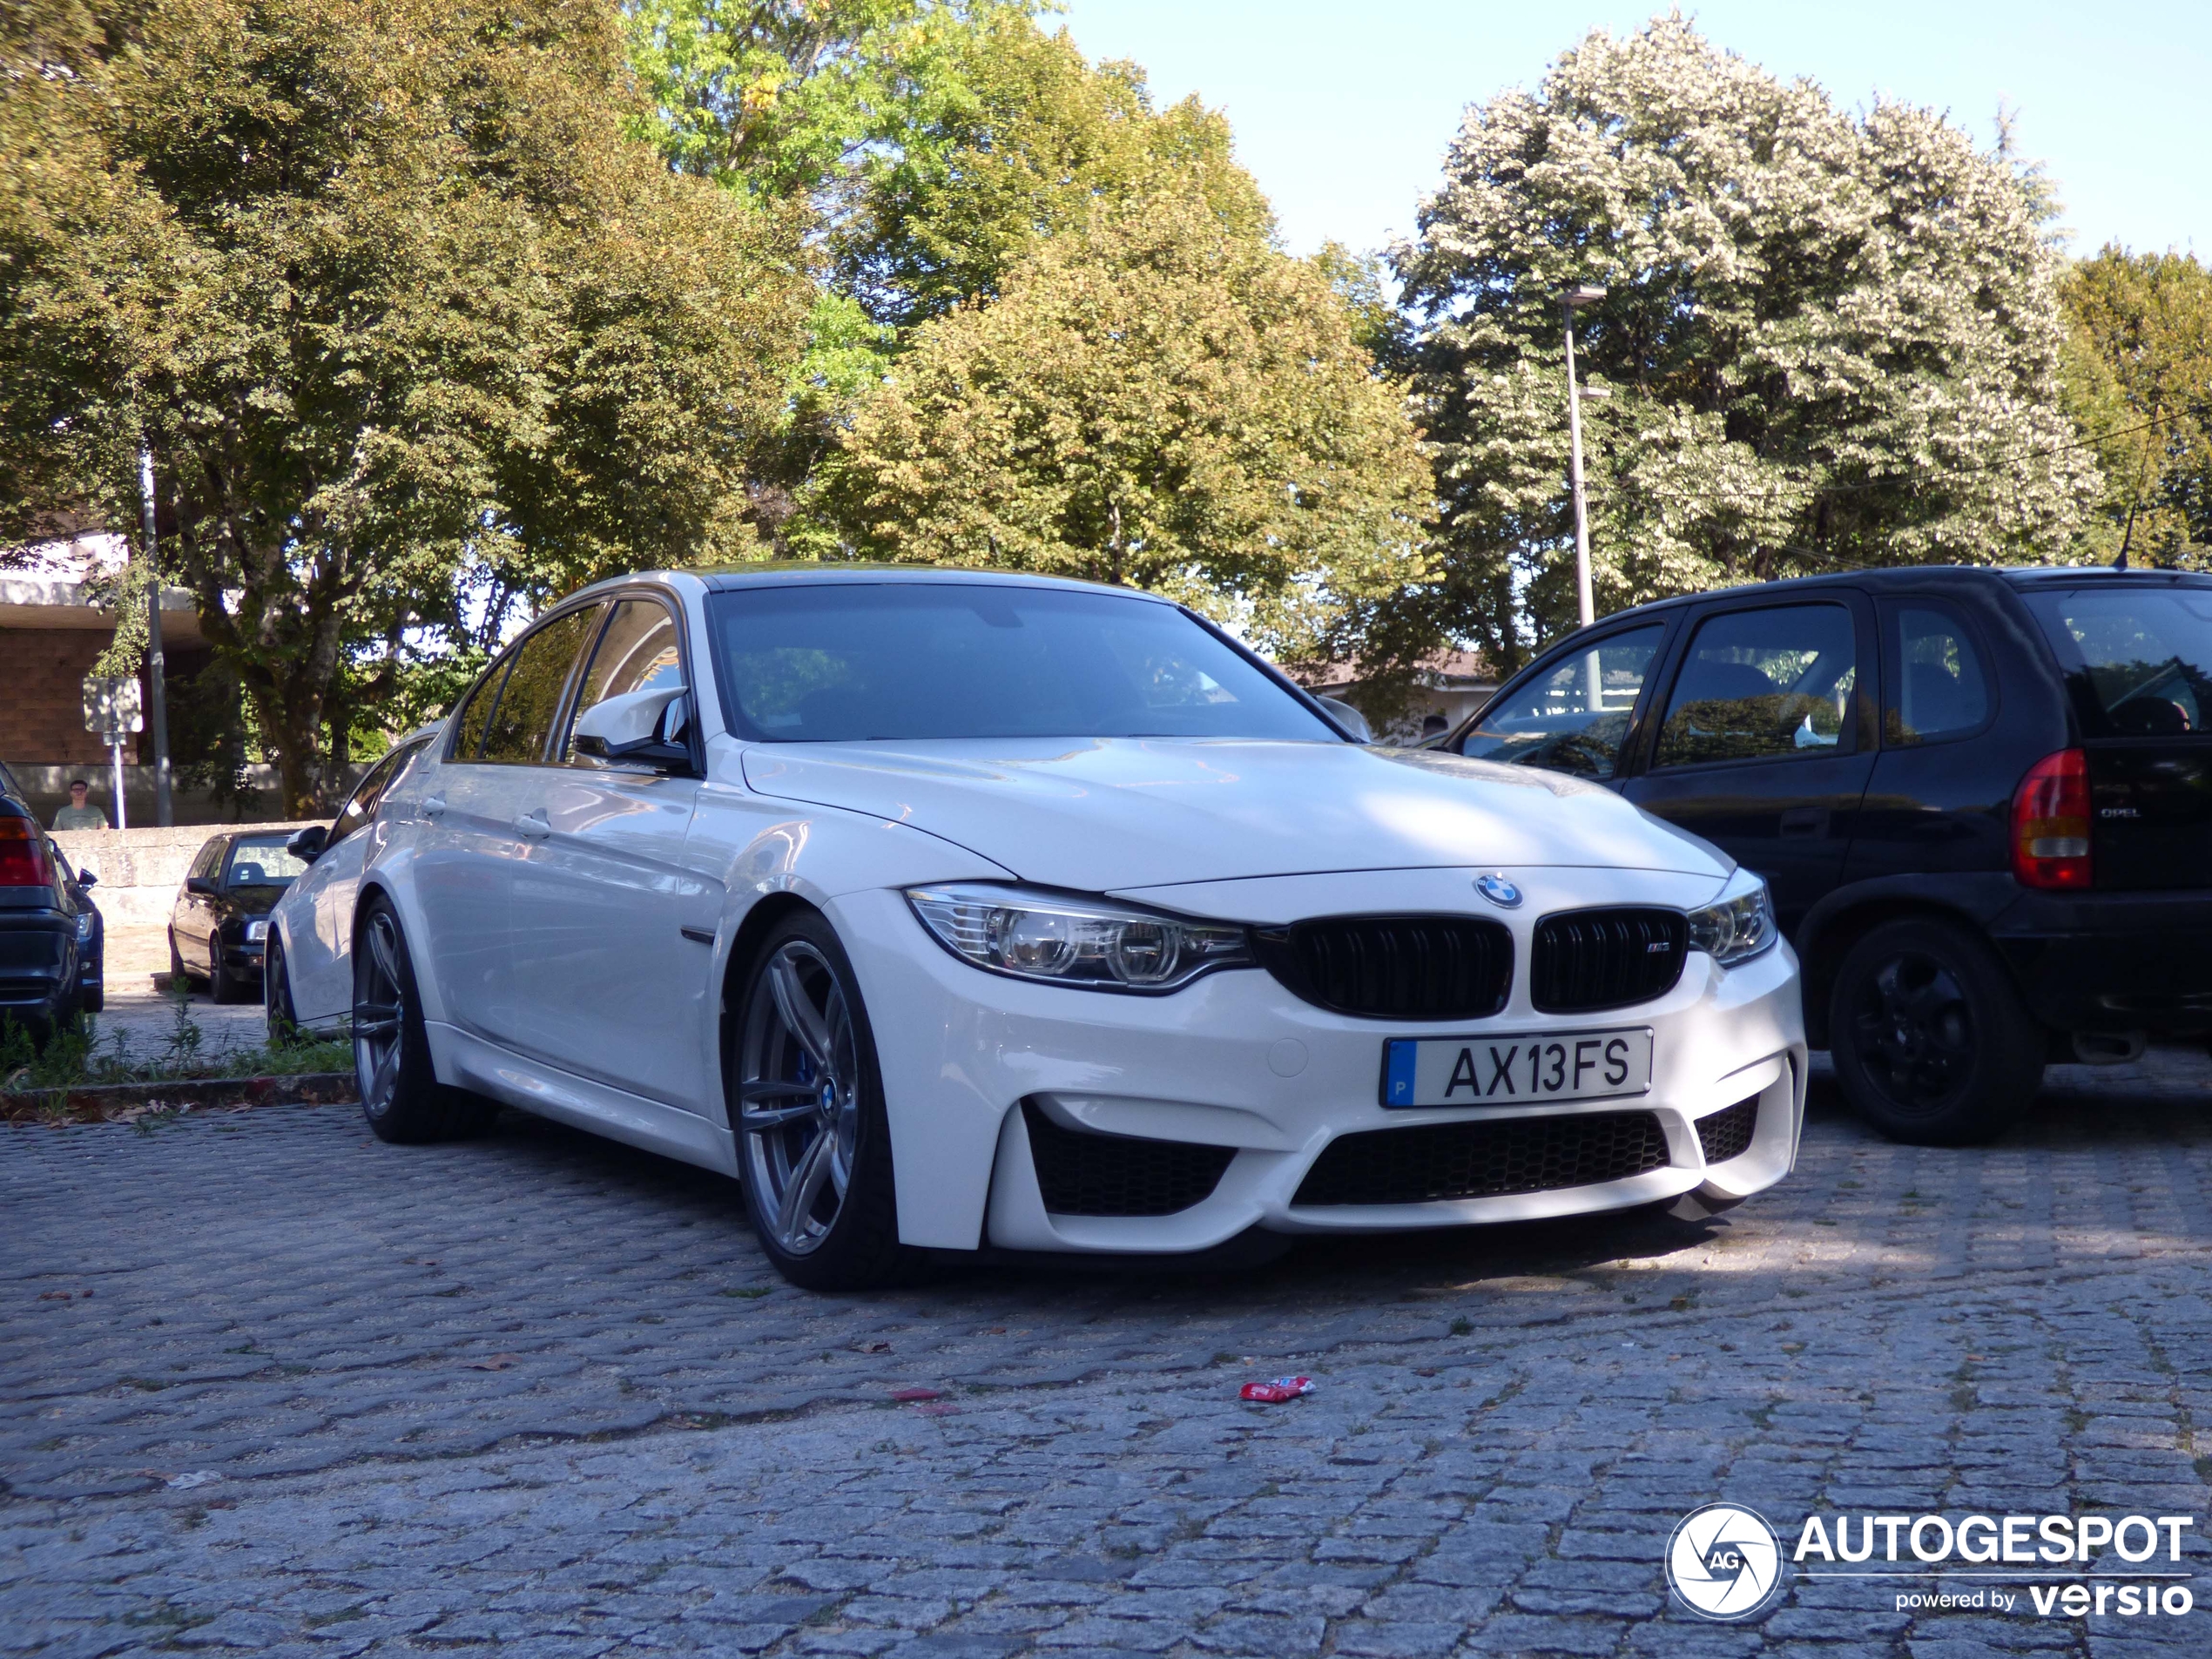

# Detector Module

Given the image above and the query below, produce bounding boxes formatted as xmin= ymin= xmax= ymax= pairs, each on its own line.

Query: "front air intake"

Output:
xmin=1293 ymin=1109 xmax=1672 ymax=1206
xmin=1530 ymin=907 xmax=1687 ymax=1013
xmin=1021 ymin=1103 xmax=1235 ymax=1217
xmin=1253 ymin=914 xmax=1512 ymax=1021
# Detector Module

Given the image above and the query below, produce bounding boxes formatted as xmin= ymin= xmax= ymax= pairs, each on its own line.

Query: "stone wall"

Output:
xmin=52 ymin=822 xmax=324 ymax=929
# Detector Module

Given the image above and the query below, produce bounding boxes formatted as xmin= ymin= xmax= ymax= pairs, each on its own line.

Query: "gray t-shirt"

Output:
xmin=51 ymin=805 xmax=109 ymax=831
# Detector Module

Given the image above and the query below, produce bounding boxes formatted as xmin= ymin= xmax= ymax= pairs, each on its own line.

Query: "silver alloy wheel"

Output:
xmin=354 ymin=910 xmax=407 ymax=1119
xmin=739 ymin=940 xmax=863 ymax=1257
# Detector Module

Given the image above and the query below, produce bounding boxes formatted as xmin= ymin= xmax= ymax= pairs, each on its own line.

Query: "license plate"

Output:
xmin=1380 ymin=1028 xmax=1653 ymax=1109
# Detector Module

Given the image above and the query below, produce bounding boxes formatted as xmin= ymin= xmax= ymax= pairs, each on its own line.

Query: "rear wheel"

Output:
xmin=167 ymin=927 xmax=192 ymax=993
xmin=732 ymin=913 xmax=921 ymax=1291
xmin=1829 ymin=917 xmax=2042 ymax=1145
xmin=266 ymin=932 xmax=298 ymax=1042
xmin=353 ymin=897 xmax=496 ymax=1143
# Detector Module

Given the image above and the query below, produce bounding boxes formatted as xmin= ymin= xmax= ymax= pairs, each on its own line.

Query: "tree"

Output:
xmin=832 ymin=9 xmax=1271 ymax=330
xmin=813 ymin=185 xmax=1433 ymax=671
xmin=1395 ymin=13 xmax=2100 ymax=672
xmin=3 ymin=0 xmax=810 ymax=813
xmin=2060 ymin=247 xmax=2212 ymax=568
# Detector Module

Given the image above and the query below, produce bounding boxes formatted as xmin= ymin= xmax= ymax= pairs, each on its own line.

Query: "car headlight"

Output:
xmin=246 ymin=920 xmax=269 ymax=943
xmin=1685 ymin=871 xmax=1777 ymax=968
xmin=75 ymin=912 xmax=94 ymax=941
xmin=905 ymin=884 xmax=1252 ymax=992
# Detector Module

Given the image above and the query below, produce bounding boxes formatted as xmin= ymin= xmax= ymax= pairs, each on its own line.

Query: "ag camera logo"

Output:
xmin=1669 ymin=1503 xmax=1785 ymax=1621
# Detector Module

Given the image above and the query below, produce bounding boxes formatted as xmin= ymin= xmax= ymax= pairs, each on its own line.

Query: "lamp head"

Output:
xmin=1562 ymin=284 xmax=1608 ymax=309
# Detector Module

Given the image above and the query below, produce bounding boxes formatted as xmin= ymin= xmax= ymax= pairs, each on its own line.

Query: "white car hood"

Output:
xmin=739 ymin=738 xmax=1730 ymax=893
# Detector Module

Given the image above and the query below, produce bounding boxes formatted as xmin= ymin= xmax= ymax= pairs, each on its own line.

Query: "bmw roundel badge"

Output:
xmin=1474 ymin=873 xmax=1523 ymax=908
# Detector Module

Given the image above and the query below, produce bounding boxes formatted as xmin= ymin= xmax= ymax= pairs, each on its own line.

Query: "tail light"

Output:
xmin=0 ymin=816 xmax=55 ymax=889
xmin=2012 ymin=748 xmax=2092 ymax=890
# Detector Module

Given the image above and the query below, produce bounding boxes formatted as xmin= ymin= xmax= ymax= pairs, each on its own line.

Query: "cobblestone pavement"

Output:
xmin=7 ymin=1051 xmax=2212 ymax=1656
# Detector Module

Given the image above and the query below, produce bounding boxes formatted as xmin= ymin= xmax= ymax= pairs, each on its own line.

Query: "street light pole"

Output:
xmin=138 ymin=446 xmax=174 ymax=827
xmin=1561 ymin=283 xmax=1607 ymax=710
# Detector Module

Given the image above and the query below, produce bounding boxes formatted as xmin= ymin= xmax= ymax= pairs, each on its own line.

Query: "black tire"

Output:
xmin=730 ymin=911 xmax=923 ymax=1291
xmin=167 ymin=927 xmax=193 ymax=993
xmin=265 ymin=932 xmax=298 ymax=1043
xmin=353 ymin=896 xmax=497 ymax=1143
xmin=1829 ymin=916 xmax=2043 ymax=1145
xmin=209 ymin=941 xmax=245 ymax=1005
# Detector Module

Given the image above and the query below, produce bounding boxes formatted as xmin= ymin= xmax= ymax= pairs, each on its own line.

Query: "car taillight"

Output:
xmin=0 ymin=817 xmax=55 ymax=888
xmin=2012 ymin=747 xmax=2092 ymax=890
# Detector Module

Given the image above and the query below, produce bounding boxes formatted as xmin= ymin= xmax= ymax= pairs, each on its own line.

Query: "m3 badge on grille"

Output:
xmin=1382 ymin=1027 xmax=1655 ymax=1108
xmin=1474 ymin=873 xmax=1523 ymax=907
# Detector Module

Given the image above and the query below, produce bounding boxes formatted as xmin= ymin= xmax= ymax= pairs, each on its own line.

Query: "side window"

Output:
xmin=327 ymin=738 xmax=425 ymax=847
xmin=1459 ymin=624 xmax=1666 ymax=779
xmin=191 ymin=839 xmax=225 ymax=880
xmin=560 ymin=597 xmax=686 ymax=763
xmin=1885 ymin=603 xmax=1991 ymax=745
xmin=478 ymin=609 xmax=601 ymax=765
xmin=1653 ymin=603 xmax=1859 ymax=769
xmin=449 ymin=646 xmax=519 ymax=762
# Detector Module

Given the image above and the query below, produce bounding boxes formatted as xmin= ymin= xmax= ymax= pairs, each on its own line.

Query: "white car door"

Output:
xmin=410 ymin=610 xmax=597 ymax=1038
xmin=286 ymin=738 xmax=431 ymax=1025
xmin=502 ymin=594 xmax=720 ymax=1109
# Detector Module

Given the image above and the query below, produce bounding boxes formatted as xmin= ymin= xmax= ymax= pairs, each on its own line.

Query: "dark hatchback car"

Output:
xmin=168 ymin=830 xmax=310 ymax=1003
xmin=0 ymin=763 xmax=101 ymax=1033
xmin=1433 ymin=565 xmax=2212 ymax=1143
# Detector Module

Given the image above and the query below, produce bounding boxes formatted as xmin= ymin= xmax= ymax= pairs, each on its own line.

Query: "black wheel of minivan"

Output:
xmin=1829 ymin=917 xmax=2043 ymax=1146
xmin=732 ymin=912 xmax=922 ymax=1291
xmin=353 ymin=897 xmax=496 ymax=1144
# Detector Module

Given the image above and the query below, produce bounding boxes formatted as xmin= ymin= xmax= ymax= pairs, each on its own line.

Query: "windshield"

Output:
xmin=224 ymin=838 xmax=308 ymax=887
xmin=705 ymin=584 xmax=1337 ymax=743
xmin=2021 ymin=587 xmax=2212 ymax=736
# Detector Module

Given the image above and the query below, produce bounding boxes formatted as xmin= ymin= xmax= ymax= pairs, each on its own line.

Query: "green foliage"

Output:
xmin=0 ymin=1002 xmax=353 ymax=1096
xmin=813 ymin=183 xmax=1434 ymax=673
xmin=1396 ymin=13 xmax=2100 ymax=671
xmin=3 ymin=0 xmax=812 ymax=813
xmin=833 ymin=9 xmax=1272 ymax=329
xmin=2060 ymin=248 xmax=2212 ymax=568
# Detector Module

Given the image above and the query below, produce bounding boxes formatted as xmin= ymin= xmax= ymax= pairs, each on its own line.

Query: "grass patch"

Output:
xmin=1 ymin=992 xmax=350 ymax=1094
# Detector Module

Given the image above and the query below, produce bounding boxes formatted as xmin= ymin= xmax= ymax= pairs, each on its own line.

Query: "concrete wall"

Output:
xmin=51 ymin=822 xmax=324 ymax=929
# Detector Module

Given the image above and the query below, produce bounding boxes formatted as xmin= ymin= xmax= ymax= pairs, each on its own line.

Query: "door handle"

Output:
xmin=515 ymin=810 xmax=550 ymax=840
xmin=1777 ymin=806 xmax=1827 ymax=838
xmin=421 ymin=795 xmax=447 ymax=819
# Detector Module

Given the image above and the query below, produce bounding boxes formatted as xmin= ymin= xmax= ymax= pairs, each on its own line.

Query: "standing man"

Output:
xmin=52 ymin=779 xmax=110 ymax=831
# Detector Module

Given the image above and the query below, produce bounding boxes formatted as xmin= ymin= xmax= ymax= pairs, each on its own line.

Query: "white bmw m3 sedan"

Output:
xmin=340 ymin=567 xmax=1806 ymax=1288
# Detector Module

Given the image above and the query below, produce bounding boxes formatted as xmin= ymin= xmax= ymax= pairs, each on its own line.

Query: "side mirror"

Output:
xmin=1314 ymin=694 xmax=1375 ymax=745
xmin=287 ymin=824 xmax=327 ymax=864
xmin=75 ymin=870 xmax=98 ymax=890
xmin=185 ymin=875 xmax=217 ymax=896
xmin=573 ymin=685 xmax=694 ymax=771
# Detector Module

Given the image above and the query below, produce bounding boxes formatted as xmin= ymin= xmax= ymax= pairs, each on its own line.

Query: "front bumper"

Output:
xmin=1992 ymin=887 xmax=2212 ymax=1035
xmin=833 ymin=869 xmax=1807 ymax=1254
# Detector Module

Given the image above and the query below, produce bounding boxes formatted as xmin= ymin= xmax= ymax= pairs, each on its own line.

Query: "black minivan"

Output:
xmin=1433 ymin=566 xmax=2212 ymax=1143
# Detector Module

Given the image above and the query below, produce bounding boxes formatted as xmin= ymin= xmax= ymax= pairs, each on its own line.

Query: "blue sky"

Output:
xmin=1059 ymin=1 xmax=2209 ymax=262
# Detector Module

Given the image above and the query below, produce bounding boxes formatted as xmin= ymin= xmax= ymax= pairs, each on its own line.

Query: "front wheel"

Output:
xmin=209 ymin=941 xmax=245 ymax=1005
xmin=732 ymin=913 xmax=921 ymax=1291
xmin=1829 ymin=916 xmax=2043 ymax=1145
xmin=353 ymin=897 xmax=496 ymax=1143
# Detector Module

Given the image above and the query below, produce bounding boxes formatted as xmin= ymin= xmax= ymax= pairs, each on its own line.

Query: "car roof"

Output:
xmin=1569 ymin=563 xmax=2212 ymax=631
